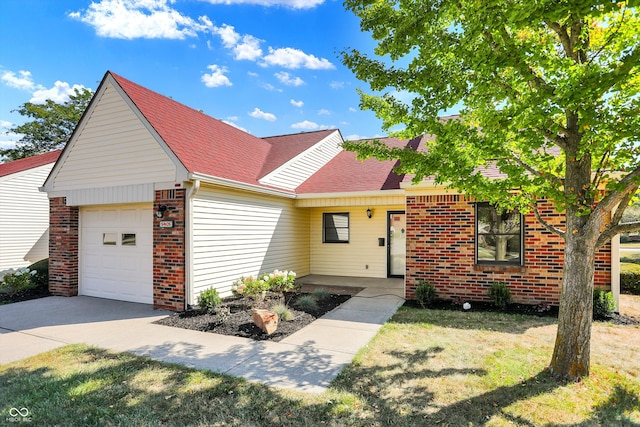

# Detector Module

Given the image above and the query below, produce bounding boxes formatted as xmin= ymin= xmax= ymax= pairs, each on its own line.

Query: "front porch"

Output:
xmin=296 ymin=274 xmax=405 ymax=299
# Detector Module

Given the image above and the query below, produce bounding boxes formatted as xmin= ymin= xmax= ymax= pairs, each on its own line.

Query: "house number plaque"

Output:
xmin=159 ymin=220 xmax=174 ymax=228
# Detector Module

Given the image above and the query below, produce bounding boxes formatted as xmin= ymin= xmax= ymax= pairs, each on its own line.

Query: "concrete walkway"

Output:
xmin=0 ymin=285 xmax=404 ymax=394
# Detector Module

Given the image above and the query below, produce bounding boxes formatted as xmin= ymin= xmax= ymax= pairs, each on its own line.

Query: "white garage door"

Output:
xmin=80 ymin=204 xmax=153 ymax=304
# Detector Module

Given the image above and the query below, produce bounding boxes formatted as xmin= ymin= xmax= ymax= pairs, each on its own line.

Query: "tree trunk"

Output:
xmin=549 ymin=230 xmax=596 ymax=380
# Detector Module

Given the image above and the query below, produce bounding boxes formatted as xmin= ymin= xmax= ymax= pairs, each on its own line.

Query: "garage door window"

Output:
xmin=122 ymin=233 xmax=136 ymax=246
xmin=103 ymin=233 xmax=117 ymax=245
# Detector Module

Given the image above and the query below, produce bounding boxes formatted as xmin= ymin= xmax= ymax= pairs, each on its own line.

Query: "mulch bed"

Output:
xmin=403 ymin=298 xmax=640 ymax=325
xmin=0 ymin=287 xmax=50 ymax=305
xmin=155 ymin=285 xmax=361 ymax=342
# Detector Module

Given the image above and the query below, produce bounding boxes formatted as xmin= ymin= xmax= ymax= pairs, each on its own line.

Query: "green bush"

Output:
xmin=0 ymin=267 xmax=37 ymax=296
xmin=295 ymin=295 xmax=318 ymax=312
xmin=620 ymin=262 xmax=640 ymax=295
xmin=271 ymin=304 xmax=293 ymax=321
xmin=488 ymin=282 xmax=512 ymax=309
xmin=311 ymin=288 xmax=330 ymax=301
xmin=198 ymin=288 xmax=222 ymax=313
xmin=28 ymin=258 xmax=49 ymax=289
xmin=414 ymin=280 xmax=436 ymax=308
xmin=593 ymin=288 xmax=616 ymax=320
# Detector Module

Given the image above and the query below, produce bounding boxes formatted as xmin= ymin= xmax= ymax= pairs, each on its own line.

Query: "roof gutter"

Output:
xmin=188 ymin=172 xmax=296 ymax=198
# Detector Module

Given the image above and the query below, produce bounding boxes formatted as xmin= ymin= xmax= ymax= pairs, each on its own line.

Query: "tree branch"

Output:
xmin=534 ymin=201 xmax=566 ymax=238
xmin=509 ymin=153 xmax=563 ymax=187
xmin=597 ymin=220 xmax=640 ymax=249
xmin=610 ymin=184 xmax=637 ymax=228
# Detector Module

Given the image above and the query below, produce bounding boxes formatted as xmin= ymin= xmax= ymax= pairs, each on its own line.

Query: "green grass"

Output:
xmin=2 ymin=308 xmax=639 ymax=426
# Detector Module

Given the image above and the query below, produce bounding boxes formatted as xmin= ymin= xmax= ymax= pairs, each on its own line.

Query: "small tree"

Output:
xmin=1 ymin=87 xmax=92 ymax=161
xmin=342 ymin=1 xmax=640 ymax=381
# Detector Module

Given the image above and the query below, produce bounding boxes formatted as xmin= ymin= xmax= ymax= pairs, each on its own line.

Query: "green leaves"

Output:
xmin=1 ymin=87 xmax=92 ymax=161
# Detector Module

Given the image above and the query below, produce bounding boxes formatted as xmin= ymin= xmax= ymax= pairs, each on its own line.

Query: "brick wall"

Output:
xmin=49 ymin=197 xmax=79 ymax=296
xmin=153 ymin=189 xmax=186 ymax=310
xmin=405 ymin=195 xmax=612 ymax=306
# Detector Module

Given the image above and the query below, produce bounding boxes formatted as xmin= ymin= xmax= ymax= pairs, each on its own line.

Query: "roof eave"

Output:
xmin=188 ymin=172 xmax=296 ymax=198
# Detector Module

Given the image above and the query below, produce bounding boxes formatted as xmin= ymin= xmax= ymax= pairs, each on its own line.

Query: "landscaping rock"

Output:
xmin=252 ymin=309 xmax=278 ymax=335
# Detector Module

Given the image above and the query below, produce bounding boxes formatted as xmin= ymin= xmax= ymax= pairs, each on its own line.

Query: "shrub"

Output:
xmin=0 ymin=267 xmax=37 ymax=296
xmin=263 ymin=270 xmax=299 ymax=294
xmin=488 ymin=282 xmax=512 ymax=309
xmin=311 ymin=288 xmax=330 ymax=301
xmin=593 ymin=288 xmax=616 ymax=320
xmin=232 ymin=276 xmax=270 ymax=298
xmin=28 ymin=258 xmax=49 ymax=289
xmin=414 ymin=280 xmax=436 ymax=308
xmin=271 ymin=304 xmax=293 ymax=321
xmin=620 ymin=262 xmax=640 ymax=295
xmin=198 ymin=288 xmax=222 ymax=313
xmin=295 ymin=295 xmax=318 ymax=312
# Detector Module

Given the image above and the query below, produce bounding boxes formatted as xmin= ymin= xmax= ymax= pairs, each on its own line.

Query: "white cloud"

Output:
xmin=69 ymin=0 xmax=210 ymax=39
xmin=275 ymin=71 xmax=304 ymax=87
xmin=30 ymin=81 xmax=88 ymax=103
xmin=291 ymin=120 xmax=319 ymax=130
xmin=0 ymin=121 xmax=19 ymax=151
xmin=318 ymin=108 xmax=330 ymax=115
xmin=214 ymin=24 xmax=241 ymax=48
xmin=200 ymin=0 xmax=324 ymax=9
xmin=249 ymin=108 xmax=276 ymax=121
xmin=234 ymin=35 xmax=263 ymax=60
xmin=261 ymin=47 xmax=334 ymax=70
xmin=349 ymin=107 xmax=357 ymax=112
xmin=1 ymin=70 xmax=35 ymax=90
xmin=330 ymin=81 xmax=345 ymax=89
xmin=247 ymin=71 xmax=259 ymax=77
xmin=290 ymin=99 xmax=303 ymax=107
xmin=223 ymin=119 xmax=248 ymax=132
xmin=202 ymin=65 xmax=232 ymax=87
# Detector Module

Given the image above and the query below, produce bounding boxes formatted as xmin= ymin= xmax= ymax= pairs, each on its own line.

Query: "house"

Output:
xmin=0 ymin=150 xmax=61 ymax=271
xmin=42 ymin=71 xmax=618 ymax=310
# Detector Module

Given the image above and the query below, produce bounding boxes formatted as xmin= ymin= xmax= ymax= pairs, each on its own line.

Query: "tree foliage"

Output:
xmin=342 ymin=0 xmax=640 ymax=380
xmin=1 ymin=88 xmax=92 ymax=161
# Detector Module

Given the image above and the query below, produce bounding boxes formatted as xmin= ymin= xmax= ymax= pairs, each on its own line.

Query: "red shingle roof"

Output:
xmin=260 ymin=129 xmax=336 ymax=179
xmin=297 ymin=136 xmax=425 ymax=194
xmin=0 ymin=150 xmax=61 ymax=178
xmin=110 ymin=72 xmax=273 ymax=187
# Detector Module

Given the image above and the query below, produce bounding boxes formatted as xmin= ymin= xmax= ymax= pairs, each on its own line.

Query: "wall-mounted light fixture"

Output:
xmin=155 ymin=205 xmax=167 ymax=218
xmin=366 ymin=208 xmax=372 ymax=219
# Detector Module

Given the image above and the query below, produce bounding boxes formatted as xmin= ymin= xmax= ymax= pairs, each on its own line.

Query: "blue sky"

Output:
xmin=0 ymin=0 xmax=388 ymax=151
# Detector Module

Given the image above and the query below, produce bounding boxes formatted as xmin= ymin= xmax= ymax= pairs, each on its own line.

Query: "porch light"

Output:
xmin=366 ymin=208 xmax=372 ymax=219
xmin=155 ymin=205 xmax=167 ymax=218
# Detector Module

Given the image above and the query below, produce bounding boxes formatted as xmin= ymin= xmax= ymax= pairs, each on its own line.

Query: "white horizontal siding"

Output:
xmin=259 ymin=131 xmax=342 ymax=190
xmin=296 ymin=194 xmax=406 ymax=208
xmin=310 ymin=205 xmax=404 ymax=278
xmin=51 ymin=82 xmax=177 ymax=192
xmin=191 ymin=186 xmax=310 ymax=300
xmin=65 ymin=183 xmax=155 ymax=206
xmin=0 ymin=164 xmax=53 ymax=269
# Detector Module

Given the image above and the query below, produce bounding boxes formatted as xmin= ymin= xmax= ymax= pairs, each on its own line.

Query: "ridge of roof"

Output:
xmin=0 ymin=150 xmax=62 ymax=178
xmin=296 ymin=136 xmax=424 ymax=194
xmin=109 ymin=71 xmax=273 ymax=186
xmin=259 ymin=129 xmax=337 ymax=178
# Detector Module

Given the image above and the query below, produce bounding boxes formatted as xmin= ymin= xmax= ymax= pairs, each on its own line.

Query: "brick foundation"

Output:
xmin=153 ymin=189 xmax=186 ymax=310
xmin=49 ymin=197 xmax=79 ymax=296
xmin=405 ymin=195 xmax=611 ymax=306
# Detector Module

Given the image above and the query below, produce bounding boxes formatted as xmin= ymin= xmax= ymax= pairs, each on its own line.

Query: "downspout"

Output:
xmin=185 ymin=179 xmax=201 ymax=311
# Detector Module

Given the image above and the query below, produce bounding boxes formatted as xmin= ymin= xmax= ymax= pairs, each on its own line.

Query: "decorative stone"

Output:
xmin=252 ymin=309 xmax=279 ymax=335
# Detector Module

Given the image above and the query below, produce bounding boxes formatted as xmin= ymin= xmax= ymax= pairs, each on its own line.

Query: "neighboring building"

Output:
xmin=42 ymin=71 xmax=617 ymax=310
xmin=0 ymin=150 xmax=61 ymax=270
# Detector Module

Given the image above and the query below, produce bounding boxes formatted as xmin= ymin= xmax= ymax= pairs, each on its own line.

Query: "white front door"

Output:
xmin=80 ymin=204 xmax=153 ymax=304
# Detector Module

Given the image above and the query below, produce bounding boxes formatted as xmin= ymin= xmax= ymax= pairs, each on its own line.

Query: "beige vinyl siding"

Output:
xmin=259 ymin=131 xmax=342 ymax=190
xmin=296 ymin=194 xmax=405 ymax=208
xmin=51 ymin=82 xmax=177 ymax=191
xmin=191 ymin=186 xmax=310 ymax=300
xmin=310 ymin=204 xmax=405 ymax=278
xmin=0 ymin=164 xmax=54 ymax=269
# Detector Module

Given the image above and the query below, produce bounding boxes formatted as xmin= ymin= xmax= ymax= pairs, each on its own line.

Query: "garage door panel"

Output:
xmin=80 ymin=204 xmax=153 ymax=304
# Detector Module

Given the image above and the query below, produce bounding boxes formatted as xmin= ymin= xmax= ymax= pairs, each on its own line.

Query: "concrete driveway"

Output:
xmin=0 ymin=291 xmax=404 ymax=393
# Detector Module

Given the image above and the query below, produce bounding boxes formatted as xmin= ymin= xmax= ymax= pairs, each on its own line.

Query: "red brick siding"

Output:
xmin=153 ymin=189 xmax=186 ymax=310
xmin=405 ymin=195 xmax=612 ymax=306
xmin=49 ymin=197 xmax=79 ymax=296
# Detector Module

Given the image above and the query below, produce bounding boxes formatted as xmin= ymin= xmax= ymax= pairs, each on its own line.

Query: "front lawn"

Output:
xmin=2 ymin=307 xmax=638 ymax=426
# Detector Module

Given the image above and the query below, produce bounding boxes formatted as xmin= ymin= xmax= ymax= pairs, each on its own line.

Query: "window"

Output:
xmin=323 ymin=212 xmax=350 ymax=243
xmin=476 ymin=203 xmax=523 ymax=265
xmin=103 ymin=233 xmax=117 ymax=245
xmin=121 ymin=233 xmax=136 ymax=246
